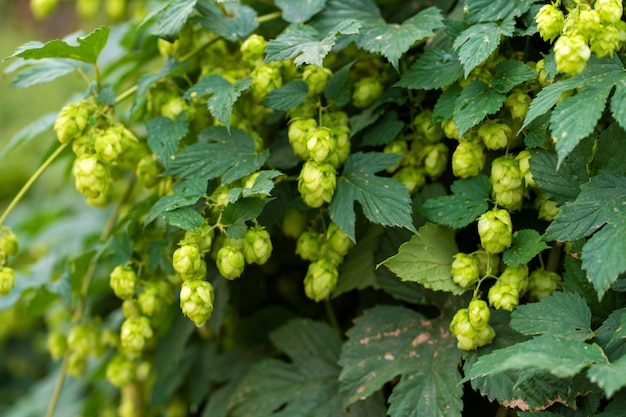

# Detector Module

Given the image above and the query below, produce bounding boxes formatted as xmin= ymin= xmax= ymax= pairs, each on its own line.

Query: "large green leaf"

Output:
xmin=221 ymin=198 xmax=269 ymax=239
xmin=453 ymin=80 xmax=507 ymax=137
xmin=195 ymin=1 xmax=258 ymax=41
xmin=490 ymin=60 xmax=537 ymax=94
xmin=145 ymin=178 xmax=207 ymax=226
xmin=329 ymin=152 xmax=415 ymax=241
xmin=360 ymin=111 xmax=404 ymax=147
xmin=229 ymin=318 xmax=384 ymax=417
xmin=261 ymin=80 xmax=309 ymax=111
xmin=382 ymin=223 xmax=462 ymax=295
xmin=164 ymin=127 xmax=269 ymax=183
xmin=502 ymin=229 xmax=549 ymax=268
xmin=276 ymin=0 xmax=326 ymax=23
xmin=338 ymin=304 xmax=464 ymax=416
xmin=419 ymin=175 xmax=490 ymax=229
xmin=510 ymin=292 xmax=594 ymax=341
xmin=589 ymin=123 xmax=626 ymax=176
xmin=9 ymin=58 xmax=82 ymax=89
xmin=587 ymin=355 xmax=626 ymax=398
xmin=611 ymin=78 xmax=626 ymax=132
xmin=324 ymin=61 xmax=354 ymax=106
xmin=357 ymin=7 xmax=444 ymax=70
xmin=142 ymin=0 xmax=196 ymax=42
xmin=395 ymin=49 xmax=463 ymax=91
xmin=465 ymin=0 xmax=533 ymax=23
xmin=453 ymin=23 xmax=504 ymax=77
xmin=529 ymin=148 xmax=588 ymax=206
xmin=162 ymin=207 xmax=204 ymax=231
xmin=432 ymin=84 xmax=462 ymax=124
xmin=5 ymin=26 xmax=110 ymax=64
xmin=147 ymin=112 xmax=188 ymax=169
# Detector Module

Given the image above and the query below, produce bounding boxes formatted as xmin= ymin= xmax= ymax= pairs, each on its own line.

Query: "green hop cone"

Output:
xmin=535 ymin=4 xmax=565 ymax=42
xmin=488 ymin=282 xmax=520 ymax=311
xmin=468 ymin=299 xmax=491 ymax=329
xmin=327 ymin=126 xmax=351 ymax=168
xmin=72 ymin=154 xmax=111 ymax=206
xmin=442 ymin=119 xmax=460 ymax=140
xmin=307 ymin=128 xmax=337 ymax=164
xmin=477 ymin=208 xmax=513 ymax=254
xmin=595 ymin=0 xmax=623 ymax=24
xmin=106 ymin=354 xmax=136 ymax=388
xmin=76 ymin=0 xmax=100 ymax=19
xmin=393 ymin=165 xmax=427 ymax=195
xmin=172 ymin=244 xmax=202 ymax=280
xmin=590 ymin=25 xmax=622 ymax=57
xmin=303 ymin=259 xmax=339 ymax=302
xmin=105 ymin=0 xmax=126 ymax=20
xmin=122 ymin=299 xmax=140 ymax=318
xmin=419 ymin=143 xmax=449 ymax=180
xmin=67 ymin=352 xmax=87 ymax=377
xmin=0 ymin=227 xmax=18 ymax=258
xmin=0 ymin=267 xmax=16 ymax=296
xmin=54 ymin=100 xmax=92 ymax=144
xmin=505 ymin=89 xmax=532 ymax=120
xmin=528 ymin=268 xmax=562 ymax=300
xmin=243 ymin=226 xmax=273 ymax=265
xmin=490 ymin=155 xmax=524 ymax=212
xmin=67 ymin=322 xmax=101 ymax=357
xmin=216 ymin=246 xmax=245 ymax=280
xmin=326 ymin=222 xmax=354 ymax=257
xmin=322 ymin=111 xmax=349 ymax=128
xmin=302 ymin=65 xmax=332 ymax=96
xmin=352 ymin=76 xmax=384 ymax=108
xmin=120 ymin=315 xmax=153 ymax=357
xmin=452 ymin=141 xmax=486 ymax=179
xmin=31 ymin=0 xmax=58 ymax=19
xmin=296 ymin=231 xmax=324 ymax=262
xmin=136 ymin=153 xmax=163 ymax=188
xmin=109 ymin=265 xmax=138 ymax=300
xmin=138 ymin=281 xmax=172 ymax=317
xmin=251 ymin=63 xmax=283 ymax=102
xmin=516 ymin=149 xmax=536 ymax=188
xmin=288 ymin=118 xmax=317 ymax=159
xmin=451 ymin=253 xmax=481 ymax=289
xmin=474 ymin=324 xmax=496 ymax=348
xmin=412 ymin=110 xmax=443 ymax=143
xmin=478 ymin=119 xmax=513 ymax=151
xmin=182 ymin=224 xmax=214 ymax=254
xmin=94 ymin=127 xmax=123 ymax=164
xmin=498 ymin=265 xmax=529 ymax=295
xmin=554 ymin=34 xmax=591 ymax=75
xmin=472 ymin=251 xmax=500 ymax=277
xmin=449 ymin=308 xmax=477 ymax=350
xmin=46 ymin=331 xmax=67 ymax=360
xmin=297 ymin=161 xmax=337 ymax=208
xmin=281 ymin=208 xmax=308 ymax=239
xmin=383 ymin=140 xmax=409 ymax=173
xmin=535 ymin=192 xmax=561 ymax=221
xmin=240 ymin=34 xmax=267 ymax=63
xmin=179 ymin=279 xmax=215 ymax=327
xmin=576 ymin=8 xmax=602 ymax=39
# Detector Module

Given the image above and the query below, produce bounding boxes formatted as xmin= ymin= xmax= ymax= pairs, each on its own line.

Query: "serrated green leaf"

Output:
xmin=242 ymin=170 xmax=282 ymax=197
xmin=147 ymin=112 xmax=188 ymax=169
xmin=510 ymin=292 xmax=594 ymax=341
xmin=432 ymin=83 xmax=462 ymax=124
xmin=503 ymin=229 xmax=549 ymax=267
xmin=185 ymin=75 xmax=252 ymax=130
xmin=338 ymin=304 xmax=463 ymax=415
xmin=5 ymin=26 xmax=110 ymax=64
xmin=265 ymin=20 xmax=361 ymax=67
xmin=596 ymin=308 xmax=626 ymax=361
xmin=581 ymin=214 xmax=626 ymax=300
xmin=490 ymin=60 xmax=537 ymax=94
xmin=357 ymin=7 xmax=444 ymax=70
xmin=360 ymin=111 xmax=404 ymax=147
xmin=145 ymin=178 xmax=206 ymax=225
xmin=544 ymin=170 xmax=626 ymax=241
xmin=529 ymin=148 xmax=588 ymax=206
xmin=382 ymin=223 xmax=462 ymax=294
xmin=0 ymin=112 xmax=56 ymax=159
xmin=10 ymin=58 xmax=81 ymax=89
xmin=462 ymin=335 xmax=607 ymax=382
xmin=324 ymin=61 xmax=354 ymax=106
xmin=453 ymin=23 xmax=502 ymax=78
xmin=162 ymin=207 xmax=204 ymax=231
xmin=194 ymin=1 xmax=258 ymax=42
xmin=523 ymin=113 xmax=550 ymax=148
xmin=465 ymin=0 xmax=533 ymax=22
xmin=551 ymin=84 xmax=613 ymax=167
xmin=611 ymin=78 xmax=626 ymax=132
xmin=329 ymin=152 xmax=415 ymax=241
xmin=222 ymin=198 xmax=269 ymax=239
xmin=334 ymin=225 xmax=383 ymax=298
xmin=590 ymin=123 xmax=626 ymax=176
xmin=453 ymin=81 xmax=507 ymax=137
xmin=143 ymin=0 xmax=196 ymax=42
xmin=165 ymin=127 xmax=268 ymax=183
xmin=261 ymin=80 xmax=308 ymax=111
xmin=419 ymin=175 xmax=490 ymax=229
xmin=588 ymin=355 xmax=626 ymax=398
xmin=276 ymin=0 xmax=326 ymax=23
xmin=395 ymin=48 xmax=463 ymax=91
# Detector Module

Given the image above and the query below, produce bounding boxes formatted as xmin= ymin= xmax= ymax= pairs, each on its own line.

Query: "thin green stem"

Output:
xmin=180 ymin=36 xmax=222 ymax=62
xmin=76 ymin=67 xmax=92 ymax=85
xmin=325 ymin=299 xmax=341 ymax=335
xmin=0 ymin=143 xmax=68 ymax=226
xmin=115 ymin=85 xmax=138 ymax=104
xmin=45 ymin=349 xmax=70 ymax=417
xmin=256 ymin=10 xmax=282 ymax=24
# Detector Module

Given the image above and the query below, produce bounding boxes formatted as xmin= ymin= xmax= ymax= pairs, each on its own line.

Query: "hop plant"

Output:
xmin=120 ymin=315 xmax=153 ymax=357
xmin=412 ymin=110 xmax=443 ymax=143
xmin=46 ymin=331 xmax=67 ymax=360
xmin=302 ymin=65 xmax=332 ymax=96
xmin=138 ymin=281 xmax=173 ymax=317
xmin=67 ymin=322 xmax=101 ymax=357
xmin=478 ymin=120 xmax=512 ymax=151
xmin=216 ymin=245 xmax=245 ymax=280
xmin=94 ymin=127 xmax=124 ymax=164
xmin=516 ymin=150 xmax=536 ymax=188
xmin=473 ymin=251 xmax=500 ymax=277
xmin=468 ymin=299 xmax=491 ymax=329
xmin=449 ymin=308 xmax=495 ymax=350
xmin=590 ymin=25 xmax=623 ymax=57
xmin=595 ymin=0 xmax=623 ymax=24
xmin=179 ymin=279 xmax=215 ymax=327
xmin=535 ymin=192 xmax=561 ymax=221
xmin=352 ymin=76 xmax=384 ymax=108
xmin=172 ymin=244 xmax=202 ymax=280
xmin=576 ymin=8 xmax=602 ymax=39
xmin=451 ymin=253 xmax=481 ymax=288
xmin=296 ymin=231 xmax=324 ymax=262
xmin=498 ymin=265 xmax=529 ymax=295
xmin=327 ymin=125 xmax=351 ymax=168
xmin=477 ymin=208 xmax=513 ymax=254
xmin=243 ymin=226 xmax=273 ymax=265
xmin=30 ymin=0 xmax=59 ymax=19
xmin=240 ymin=34 xmax=267 ymax=63
xmin=281 ymin=208 xmax=308 ymax=239
xmin=106 ymin=354 xmax=136 ymax=388
xmin=383 ymin=140 xmax=409 ymax=172
xmin=304 ymin=259 xmax=339 ymax=302
xmin=72 ymin=154 xmax=111 ymax=206
xmin=325 ymin=222 xmax=354 ymax=257
xmin=528 ymin=269 xmax=562 ymax=300
xmin=554 ymin=34 xmax=591 ymax=75
xmin=505 ymin=89 xmax=532 ymax=120
xmin=136 ymin=153 xmax=163 ymax=188
xmin=419 ymin=143 xmax=448 ymax=180
xmin=0 ymin=267 xmax=16 ymax=296
xmin=288 ymin=118 xmax=317 ymax=160
xmin=251 ymin=63 xmax=283 ymax=102
xmin=109 ymin=265 xmax=138 ymax=300
xmin=307 ymin=128 xmax=337 ymax=164
xmin=491 ymin=155 xmax=524 ymax=211
xmin=536 ymin=3 xmax=565 ymax=42
xmin=0 ymin=226 xmax=18 ymax=259
xmin=54 ymin=100 xmax=92 ymax=144
xmin=488 ymin=282 xmax=520 ymax=311
xmin=297 ymin=161 xmax=337 ymax=208
xmin=393 ymin=166 xmax=427 ymax=194
xmin=452 ymin=141 xmax=486 ymax=179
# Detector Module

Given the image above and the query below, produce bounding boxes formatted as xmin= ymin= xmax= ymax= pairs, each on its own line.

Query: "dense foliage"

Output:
xmin=2 ymin=0 xmax=626 ymax=416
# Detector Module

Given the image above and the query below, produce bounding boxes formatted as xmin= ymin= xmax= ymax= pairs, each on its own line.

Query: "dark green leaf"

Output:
xmin=165 ymin=127 xmax=269 ymax=183
xmin=261 ymin=80 xmax=309 ymax=111
xmin=510 ymin=291 xmax=594 ymax=341
xmin=611 ymin=78 xmax=626 ymax=132
xmin=143 ymin=0 xmax=196 ymax=42
xmin=581 ymin=214 xmax=626 ymax=300
xmin=334 ymin=225 xmax=383 ymax=298
xmin=338 ymin=304 xmax=463 ymax=415
xmin=349 ymin=88 xmax=407 ymax=136
xmin=453 ymin=80 xmax=507 ymax=137
xmin=382 ymin=223 xmax=462 ymax=294
xmin=587 ymin=355 xmax=626 ymax=398
xmin=265 ymin=20 xmax=361 ymax=67
xmin=453 ymin=23 xmax=502 ymax=77
xmin=419 ymin=175 xmax=490 ymax=229
xmin=194 ymin=1 xmax=258 ymax=42
xmin=502 ymin=229 xmax=549 ymax=267
xmin=5 ymin=26 xmax=110 ymax=64
xmin=360 ymin=111 xmax=404 ymax=147
xmin=276 ymin=0 xmax=326 ymax=23
xmin=329 ymin=152 xmax=415 ymax=241
xmin=357 ymin=7 xmax=444 ymax=70
xmin=162 ymin=207 xmax=204 ymax=231
xmin=490 ymin=60 xmax=537 ymax=94
xmin=324 ymin=61 xmax=354 ymax=106
xmin=185 ymin=75 xmax=252 ymax=130
xmin=596 ymin=308 xmax=626 ymax=361
xmin=465 ymin=0 xmax=533 ymax=22
xmin=462 ymin=335 xmax=607 ymax=382
xmin=432 ymin=83 xmax=462 ymax=124
xmin=395 ymin=49 xmax=463 ymax=91
xmin=0 ymin=112 xmax=56 ymax=159
xmin=147 ymin=112 xmax=188 ymax=169
xmin=145 ymin=178 xmax=207 ymax=225
xmin=529 ymin=148 xmax=588 ymax=206
xmin=242 ymin=170 xmax=282 ymax=197
xmin=544 ymin=170 xmax=626 ymax=241
xmin=589 ymin=123 xmax=626 ymax=176
xmin=222 ymin=198 xmax=269 ymax=239
xmin=10 ymin=58 xmax=81 ymax=89
xmin=312 ymin=0 xmax=381 ymax=32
